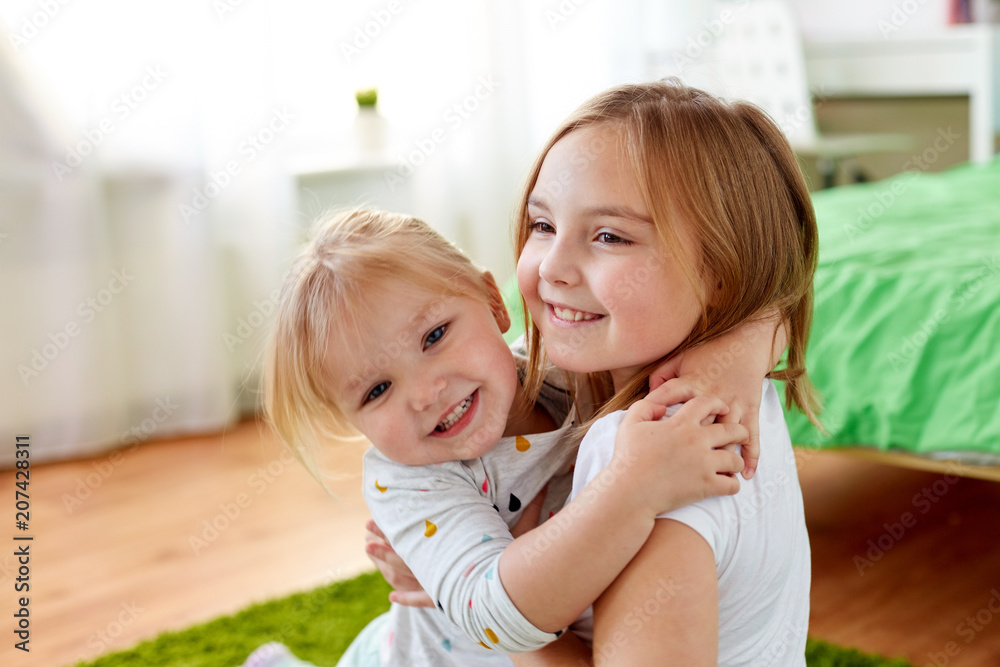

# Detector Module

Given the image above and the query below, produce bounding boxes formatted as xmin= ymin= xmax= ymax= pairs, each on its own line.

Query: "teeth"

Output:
xmin=553 ymin=306 xmax=600 ymax=322
xmin=436 ymin=395 xmax=473 ymax=432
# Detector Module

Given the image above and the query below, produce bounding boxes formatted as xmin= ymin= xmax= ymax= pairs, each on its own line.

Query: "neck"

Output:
xmin=610 ymin=365 xmax=644 ymax=394
xmin=503 ymin=383 xmax=558 ymax=437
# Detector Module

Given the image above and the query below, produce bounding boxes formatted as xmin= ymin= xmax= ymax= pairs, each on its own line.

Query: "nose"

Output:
xmin=538 ymin=235 xmax=581 ymax=287
xmin=409 ymin=373 xmax=446 ymax=412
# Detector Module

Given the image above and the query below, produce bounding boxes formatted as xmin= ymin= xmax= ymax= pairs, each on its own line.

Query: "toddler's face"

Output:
xmin=328 ymin=285 xmax=517 ymax=465
xmin=516 ymin=123 xmax=703 ymax=391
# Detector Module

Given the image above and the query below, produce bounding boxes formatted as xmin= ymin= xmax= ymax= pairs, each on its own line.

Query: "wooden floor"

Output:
xmin=4 ymin=420 xmax=1000 ymax=667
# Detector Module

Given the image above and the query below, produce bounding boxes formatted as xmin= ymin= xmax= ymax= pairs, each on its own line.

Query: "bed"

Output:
xmin=781 ymin=159 xmax=1000 ymax=481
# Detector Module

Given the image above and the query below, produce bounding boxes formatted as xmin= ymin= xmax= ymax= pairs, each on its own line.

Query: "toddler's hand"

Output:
xmin=650 ymin=364 xmax=761 ymax=481
xmin=611 ymin=394 xmax=747 ymax=517
xmin=365 ymin=518 xmax=434 ymax=607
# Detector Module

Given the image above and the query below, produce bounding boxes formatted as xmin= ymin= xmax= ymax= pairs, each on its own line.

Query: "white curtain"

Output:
xmin=0 ymin=0 xmax=675 ymax=465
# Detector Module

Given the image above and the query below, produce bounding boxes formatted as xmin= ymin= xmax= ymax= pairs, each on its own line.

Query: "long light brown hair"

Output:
xmin=513 ymin=80 xmax=820 ymax=427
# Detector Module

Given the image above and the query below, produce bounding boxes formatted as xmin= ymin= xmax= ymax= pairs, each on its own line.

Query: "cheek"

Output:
xmin=515 ymin=254 xmax=539 ymax=301
xmin=593 ymin=268 xmax=633 ymax=315
xmin=359 ymin=416 xmax=383 ymax=443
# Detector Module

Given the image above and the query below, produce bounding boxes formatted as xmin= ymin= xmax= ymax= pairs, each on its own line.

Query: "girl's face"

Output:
xmin=517 ymin=123 xmax=703 ymax=391
xmin=328 ymin=283 xmax=517 ymax=466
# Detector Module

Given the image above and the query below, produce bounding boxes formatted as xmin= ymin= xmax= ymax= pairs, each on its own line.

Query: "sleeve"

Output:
xmin=656 ymin=500 xmax=727 ymax=562
xmin=363 ymin=450 xmax=558 ymax=653
xmin=568 ymin=412 xmax=626 ymax=503
xmin=569 ymin=410 xmax=728 ymax=562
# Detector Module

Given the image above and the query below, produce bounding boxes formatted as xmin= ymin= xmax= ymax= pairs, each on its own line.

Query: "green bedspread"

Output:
xmin=783 ymin=161 xmax=1000 ymax=455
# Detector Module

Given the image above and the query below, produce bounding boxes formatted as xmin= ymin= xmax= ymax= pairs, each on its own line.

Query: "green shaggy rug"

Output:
xmin=73 ymin=571 xmax=914 ymax=667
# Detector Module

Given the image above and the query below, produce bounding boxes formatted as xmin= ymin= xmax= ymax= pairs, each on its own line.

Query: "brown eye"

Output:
xmin=597 ymin=232 xmax=629 ymax=245
xmin=530 ymin=220 xmax=554 ymax=234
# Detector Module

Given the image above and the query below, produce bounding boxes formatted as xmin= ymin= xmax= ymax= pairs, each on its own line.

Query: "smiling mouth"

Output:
xmin=435 ymin=393 xmax=475 ymax=433
xmin=551 ymin=305 xmax=602 ymax=323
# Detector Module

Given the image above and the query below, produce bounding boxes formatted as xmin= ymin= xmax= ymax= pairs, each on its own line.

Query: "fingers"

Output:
xmin=648 ymin=357 xmax=682 ymax=391
xmin=711 ymin=421 xmax=750 ymax=449
xmin=741 ymin=415 xmax=761 ymax=480
xmin=364 ymin=517 xmax=429 ymax=595
xmin=709 ymin=468 xmax=742 ymax=496
xmin=622 ymin=397 xmax=668 ymax=426
xmin=715 ymin=402 xmax=761 ymax=480
xmin=365 ymin=540 xmax=425 ymax=593
xmin=644 ymin=377 xmax=698 ymax=407
xmin=370 ymin=560 xmax=421 ymax=592
xmin=365 ymin=540 xmax=406 ymax=569
xmin=705 ymin=450 xmax=744 ymax=497
xmin=365 ymin=518 xmax=387 ymax=540
xmin=672 ymin=394 xmax=730 ymax=424
xmin=388 ymin=591 xmax=435 ymax=608
xmin=713 ymin=448 xmax=745 ymax=476
xmin=625 ymin=396 xmax=746 ymax=449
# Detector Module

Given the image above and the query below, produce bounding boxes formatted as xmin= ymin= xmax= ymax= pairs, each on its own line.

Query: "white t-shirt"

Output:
xmin=568 ymin=380 xmax=810 ymax=667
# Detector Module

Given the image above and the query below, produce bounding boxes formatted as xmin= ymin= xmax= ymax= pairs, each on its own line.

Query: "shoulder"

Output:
xmin=585 ymin=410 xmax=628 ymax=440
xmin=570 ymin=410 xmax=628 ymax=495
xmin=758 ymin=379 xmax=792 ymax=443
xmin=577 ymin=410 xmax=627 ymax=458
xmin=663 ymin=381 xmax=802 ymax=555
xmin=362 ymin=447 xmax=477 ymax=498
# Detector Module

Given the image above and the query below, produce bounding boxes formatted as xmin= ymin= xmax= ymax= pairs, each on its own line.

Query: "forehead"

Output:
xmin=327 ymin=285 xmax=458 ymax=396
xmin=531 ymin=125 xmax=653 ymax=223
xmin=535 ymin=126 xmax=633 ymax=195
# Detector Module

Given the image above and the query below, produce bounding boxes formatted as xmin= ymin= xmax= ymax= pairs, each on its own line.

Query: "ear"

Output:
xmin=482 ymin=271 xmax=511 ymax=334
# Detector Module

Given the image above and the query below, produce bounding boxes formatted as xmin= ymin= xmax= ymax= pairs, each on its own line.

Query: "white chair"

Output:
xmin=699 ymin=0 xmax=913 ymax=187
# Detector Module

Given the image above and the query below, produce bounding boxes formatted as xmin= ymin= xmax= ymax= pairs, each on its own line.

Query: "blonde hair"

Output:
xmin=263 ymin=209 xmax=502 ymax=481
xmin=514 ymin=80 xmax=820 ymax=427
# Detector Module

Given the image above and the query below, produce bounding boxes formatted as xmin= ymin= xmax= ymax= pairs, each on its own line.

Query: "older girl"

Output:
xmin=510 ymin=80 xmax=817 ymax=665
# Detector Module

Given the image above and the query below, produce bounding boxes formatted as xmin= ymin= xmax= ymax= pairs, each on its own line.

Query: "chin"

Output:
xmin=459 ymin=427 xmax=503 ymax=460
xmin=544 ymin=349 xmax=601 ymax=375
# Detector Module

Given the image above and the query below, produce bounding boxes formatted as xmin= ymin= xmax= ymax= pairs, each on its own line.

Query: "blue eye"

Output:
xmin=364 ymin=381 xmax=389 ymax=404
xmin=424 ymin=324 xmax=447 ymax=349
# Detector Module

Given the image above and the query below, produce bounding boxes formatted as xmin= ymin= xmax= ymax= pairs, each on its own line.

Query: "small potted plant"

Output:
xmin=355 ymin=87 xmax=379 ymax=109
xmin=354 ymin=87 xmax=387 ymax=154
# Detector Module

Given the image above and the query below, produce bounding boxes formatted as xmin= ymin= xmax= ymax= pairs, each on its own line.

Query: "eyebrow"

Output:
xmin=526 ymin=196 xmax=550 ymax=211
xmin=342 ymin=374 xmax=366 ymax=396
xmin=586 ymin=204 xmax=653 ymax=224
xmin=526 ymin=196 xmax=653 ymax=224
